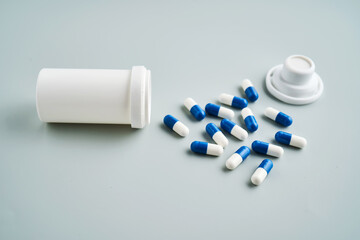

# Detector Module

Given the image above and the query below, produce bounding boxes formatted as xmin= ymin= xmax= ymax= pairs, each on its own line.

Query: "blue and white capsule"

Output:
xmin=184 ymin=97 xmax=206 ymax=121
xmin=275 ymin=131 xmax=307 ymax=148
xmin=190 ymin=141 xmax=223 ymax=156
xmin=241 ymin=107 xmax=258 ymax=132
xmin=163 ymin=115 xmax=189 ymax=137
xmin=251 ymin=140 xmax=284 ymax=157
xmin=205 ymin=103 xmax=234 ymax=119
xmin=206 ymin=123 xmax=228 ymax=148
xmin=265 ymin=107 xmax=293 ymax=127
xmin=225 ymin=146 xmax=251 ymax=170
xmin=241 ymin=79 xmax=259 ymax=102
xmin=220 ymin=119 xmax=248 ymax=140
xmin=219 ymin=93 xmax=248 ymax=109
xmin=251 ymin=159 xmax=273 ymax=186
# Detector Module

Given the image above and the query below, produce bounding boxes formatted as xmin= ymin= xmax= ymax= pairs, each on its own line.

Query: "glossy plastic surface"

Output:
xmin=163 ymin=114 xmax=178 ymax=129
xmin=259 ymin=159 xmax=273 ymax=173
xmin=251 ymin=140 xmax=269 ymax=154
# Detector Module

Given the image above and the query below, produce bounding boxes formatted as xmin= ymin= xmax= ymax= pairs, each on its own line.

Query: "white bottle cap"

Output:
xmin=265 ymin=55 xmax=323 ymax=105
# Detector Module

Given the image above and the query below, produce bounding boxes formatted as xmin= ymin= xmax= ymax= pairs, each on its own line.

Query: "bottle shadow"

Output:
xmin=45 ymin=122 xmax=138 ymax=140
xmin=5 ymin=103 xmax=139 ymax=142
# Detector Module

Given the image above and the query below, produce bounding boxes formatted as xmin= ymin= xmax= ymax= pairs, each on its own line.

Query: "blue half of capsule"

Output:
xmin=275 ymin=112 xmax=293 ymax=127
xmin=251 ymin=140 xmax=269 ymax=154
xmin=190 ymin=141 xmax=208 ymax=154
xmin=258 ymin=159 xmax=273 ymax=173
xmin=220 ymin=119 xmax=235 ymax=133
xmin=244 ymin=116 xmax=258 ymax=132
xmin=275 ymin=131 xmax=292 ymax=145
xmin=205 ymin=103 xmax=220 ymax=116
xmin=236 ymin=146 xmax=251 ymax=159
xmin=190 ymin=105 xmax=206 ymax=121
xmin=163 ymin=115 xmax=178 ymax=129
xmin=206 ymin=123 xmax=220 ymax=137
xmin=245 ymin=86 xmax=259 ymax=102
xmin=232 ymin=96 xmax=248 ymax=109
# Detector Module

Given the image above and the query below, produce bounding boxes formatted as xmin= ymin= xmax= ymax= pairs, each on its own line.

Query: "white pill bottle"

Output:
xmin=36 ymin=66 xmax=151 ymax=128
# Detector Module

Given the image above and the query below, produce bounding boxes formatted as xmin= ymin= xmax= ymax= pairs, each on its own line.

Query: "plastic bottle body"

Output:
xmin=36 ymin=66 xmax=151 ymax=128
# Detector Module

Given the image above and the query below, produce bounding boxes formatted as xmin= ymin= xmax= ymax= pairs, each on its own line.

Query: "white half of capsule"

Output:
xmin=218 ymin=106 xmax=235 ymax=119
xmin=212 ymin=131 xmax=229 ymax=148
xmin=184 ymin=97 xmax=196 ymax=110
xmin=230 ymin=125 xmax=248 ymax=140
xmin=267 ymin=144 xmax=284 ymax=157
xmin=264 ymin=107 xmax=279 ymax=120
xmin=241 ymin=107 xmax=254 ymax=119
xmin=219 ymin=93 xmax=233 ymax=106
xmin=290 ymin=135 xmax=307 ymax=148
xmin=226 ymin=153 xmax=244 ymax=170
xmin=251 ymin=168 xmax=268 ymax=186
xmin=172 ymin=121 xmax=189 ymax=137
xmin=207 ymin=143 xmax=224 ymax=156
xmin=241 ymin=79 xmax=253 ymax=90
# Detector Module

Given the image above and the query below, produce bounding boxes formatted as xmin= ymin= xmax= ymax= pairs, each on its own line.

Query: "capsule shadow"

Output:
xmin=203 ymin=113 xmax=222 ymax=121
xmin=247 ymin=180 xmax=257 ymax=188
xmin=186 ymin=149 xmax=219 ymax=159
xmin=238 ymin=116 xmax=246 ymax=129
xmin=222 ymin=165 xmax=232 ymax=173
xmin=238 ymin=86 xmax=247 ymax=99
xmin=202 ymin=131 xmax=214 ymax=143
xmin=250 ymin=149 xmax=279 ymax=161
xmin=270 ymin=139 xmax=302 ymax=153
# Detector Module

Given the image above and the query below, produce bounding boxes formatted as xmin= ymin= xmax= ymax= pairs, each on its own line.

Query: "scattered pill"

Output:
xmin=205 ymin=103 xmax=234 ymax=119
xmin=205 ymin=123 xmax=228 ymax=148
xmin=264 ymin=107 xmax=293 ymax=127
xmin=190 ymin=141 xmax=224 ymax=156
xmin=225 ymin=146 xmax=251 ymax=170
xmin=241 ymin=79 xmax=259 ymax=102
xmin=163 ymin=115 xmax=189 ymax=137
xmin=220 ymin=119 xmax=248 ymax=140
xmin=241 ymin=107 xmax=258 ymax=132
xmin=251 ymin=159 xmax=273 ymax=186
xmin=219 ymin=93 xmax=248 ymax=109
xmin=275 ymin=131 xmax=307 ymax=148
xmin=184 ymin=97 xmax=206 ymax=121
xmin=251 ymin=140 xmax=284 ymax=157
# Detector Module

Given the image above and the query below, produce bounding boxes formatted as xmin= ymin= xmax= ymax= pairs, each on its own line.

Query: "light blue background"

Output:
xmin=1 ymin=0 xmax=360 ymax=239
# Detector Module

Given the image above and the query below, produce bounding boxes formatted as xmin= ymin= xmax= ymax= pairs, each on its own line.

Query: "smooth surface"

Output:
xmin=36 ymin=68 xmax=133 ymax=124
xmin=0 ymin=1 xmax=360 ymax=240
xmin=266 ymin=55 xmax=324 ymax=104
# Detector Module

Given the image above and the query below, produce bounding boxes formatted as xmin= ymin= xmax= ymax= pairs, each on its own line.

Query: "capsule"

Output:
xmin=205 ymin=103 xmax=234 ymax=119
xmin=220 ymin=119 xmax=248 ymax=140
xmin=241 ymin=79 xmax=258 ymax=102
xmin=206 ymin=123 xmax=228 ymax=148
xmin=219 ymin=93 xmax=248 ymax=109
xmin=225 ymin=146 xmax=251 ymax=170
xmin=275 ymin=131 xmax=307 ymax=148
xmin=163 ymin=115 xmax=189 ymax=137
xmin=241 ymin=107 xmax=258 ymax=132
xmin=251 ymin=159 xmax=273 ymax=186
xmin=190 ymin=141 xmax=223 ymax=156
xmin=251 ymin=140 xmax=284 ymax=157
xmin=264 ymin=107 xmax=292 ymax=127
xmin=184 ymin=97 xmax=206 ymax=121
